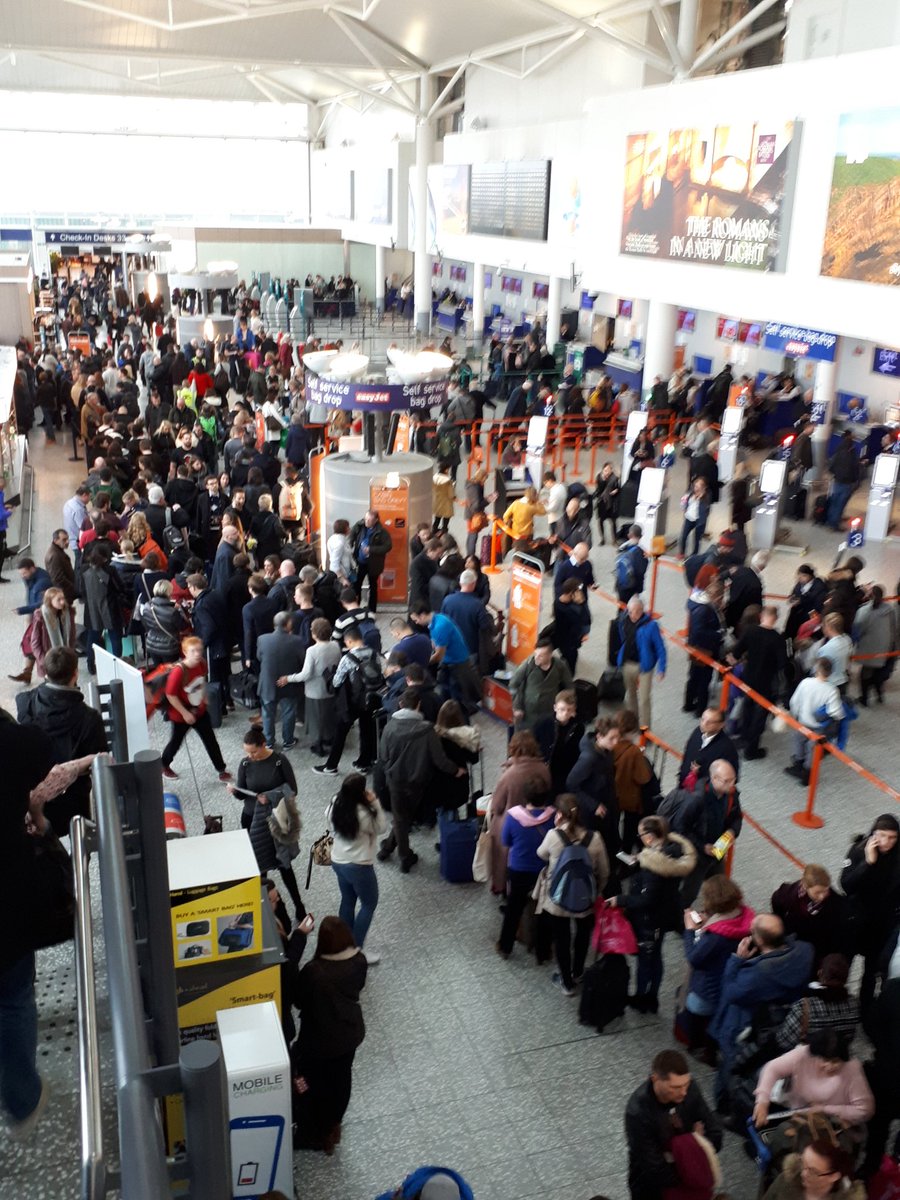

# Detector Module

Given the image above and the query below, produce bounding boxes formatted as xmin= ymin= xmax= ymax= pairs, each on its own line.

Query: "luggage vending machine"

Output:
xmin=751 ymin=458 xmax=788 ymax=551
xmin=634 ymin=467 xmax=668 ymax=552
xmin=718 ymin=405 xmax=744 ymax=483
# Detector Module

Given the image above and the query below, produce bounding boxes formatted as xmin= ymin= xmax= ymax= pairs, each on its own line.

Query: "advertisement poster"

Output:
xmin=370 ymin=482 xmax=409 ymax=605
xmin=506 ymin=560 xmax=542 ymax=667
xmin=821 ymin=107 xmax=900 ymax=285
xmin=426 ymin=164 xmax=471 ymax=237
xmin=355 ymin=168 xmax=392 ymax=226
xmin=620 ymin=120 xmax=798 ymax=271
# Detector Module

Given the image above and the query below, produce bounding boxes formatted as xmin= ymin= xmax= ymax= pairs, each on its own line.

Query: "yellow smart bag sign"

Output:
xmin=167 ymin=832 xmax=262 ymax=967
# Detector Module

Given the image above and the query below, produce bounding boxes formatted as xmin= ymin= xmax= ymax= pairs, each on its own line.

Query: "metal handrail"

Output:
xmin=71 ymin=815 xmax=106 ymax=1200
xmin=15 ymin=459 xmax=35 ymax=555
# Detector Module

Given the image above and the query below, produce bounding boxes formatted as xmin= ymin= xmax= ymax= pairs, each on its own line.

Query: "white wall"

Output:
xmin=195 ymin=237 xmax=344 ymax=284
xmin=784 ymin=0 xmax=900 ymax=62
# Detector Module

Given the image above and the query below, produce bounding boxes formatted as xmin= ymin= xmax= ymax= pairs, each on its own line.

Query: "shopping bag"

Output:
xmin=591 ymin=898 xmax=638 ymax=955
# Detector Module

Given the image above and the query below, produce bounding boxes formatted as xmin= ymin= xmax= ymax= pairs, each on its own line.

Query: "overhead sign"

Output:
xmin=45 ymin=230 xmax=149 ymax=245
xmin=873 ymin=347 xmax=900 ymax=377
xmin=620 ymin=121 xmax=798 ymax=271
xmin=304 ymin=370 xmax=448 ymax=413
xmin=821 ymin=107 xmax=900 ymax=286
xmin=762 ymin=322 xmax=838 ymax=362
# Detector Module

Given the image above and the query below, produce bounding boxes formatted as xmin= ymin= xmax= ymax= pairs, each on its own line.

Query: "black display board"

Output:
xmin=469 ymin=160 xmax=551 ymax=240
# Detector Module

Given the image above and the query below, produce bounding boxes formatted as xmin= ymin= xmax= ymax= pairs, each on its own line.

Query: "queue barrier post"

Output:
xmin=719 ymin=671 xmax=731 ymax=715
xmin=792 ymin=738 xmax=828 ymax=829
xmin=647 ymin=555 xmax=661 ymax=618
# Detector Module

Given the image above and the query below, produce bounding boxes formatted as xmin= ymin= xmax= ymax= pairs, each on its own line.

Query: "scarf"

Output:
xmin=42 ymin=605 xmax=67 ymax=651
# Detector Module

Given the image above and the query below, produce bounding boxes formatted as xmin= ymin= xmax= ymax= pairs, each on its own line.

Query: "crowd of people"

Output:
xmin=4 ymin=287 xmax=899 ymax=1200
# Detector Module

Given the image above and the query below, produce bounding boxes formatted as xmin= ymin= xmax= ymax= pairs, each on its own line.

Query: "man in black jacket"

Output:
xmin=242 ymin=572 xmax=278 ymax=674
xmin=625 ymin=1048 xmax=721 ymax=1200
xmin=533 ymin=688 xmax=584 ymax=796
xmin=376 ymin=689 xmax=463 ymax=873
xmin=826 ymin=431 xmax=862 ymax=531
xmin=16 ymin=646 xmax=108 ymax=836
xmin=658 ymin=759 xmax=742 ymax=905
xmin=723 ymin=550 xmax=767 ymax=632
xmin=350 ymin=510 xmax=393 ymax=613
xmin=783 ymin=563 xmax=828 ymax=643
xmin=187 ymin=572 xmax=233 ymax=710
xmin=408 ymin=539 xmax=442 ymax=607
xmin=677 ymin=709 xmax=739 ymax=787
xmin=728 ymin=604 xmax=787 ymax=759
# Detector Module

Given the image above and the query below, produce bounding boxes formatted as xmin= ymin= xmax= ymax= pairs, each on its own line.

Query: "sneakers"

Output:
xmin=783 ymin=762 xmax=805 ymax=778
xmin=8 ymin=1079 xmax=49 ymax=1141
xmin=218 ymin=771 xmax=234 ymax=783
xmin=551 ymin=971 xmax=576 ymax=997
xmin=743 ymin=748 xmax=768 ymax=760
xmin=162 ymin=766 xmax=179 ymax=780
xmin=313 ymin=764 xmax=338 ymax=776
xmin=363 ymin=947 xmax=381 ymax=965
xmin=283 ymin=740 xmax=298 ymax=751
xmin=351 ymin=759 xmax=373 ymax=772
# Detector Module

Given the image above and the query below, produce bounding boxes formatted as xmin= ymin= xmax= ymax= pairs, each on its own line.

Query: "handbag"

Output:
xmin=591 ymin=898 xmax=639 ymax=955
xmin=29 ymin=832 xmax=76 ymax=951
xmin=471 ymin=795 xmax=493 ymax=884
xmin=305 ymin=832 xmax=334 ymax=888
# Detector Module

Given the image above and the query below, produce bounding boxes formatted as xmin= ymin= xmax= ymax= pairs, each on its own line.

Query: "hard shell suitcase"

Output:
xmin=439 ymin=809 xmax=478 ymax=884
xmin=598 ymin=667 xmax=626 ymax=702
xmin=574 ymin=679 xmax=599 ymax=723
xmin=607 ymin=616 xmax=622 ymax=667
xmin=578 ymin=953 xmax=629 ymax=1032
xmin=788 ymin=486 xmax=807 ymax=521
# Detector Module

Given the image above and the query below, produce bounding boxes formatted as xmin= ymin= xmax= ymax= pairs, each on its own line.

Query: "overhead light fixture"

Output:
xmin=146 ymin=271 xmax=159 ymax=301
xmin=203 ymin=318 xmax=215 ymax=341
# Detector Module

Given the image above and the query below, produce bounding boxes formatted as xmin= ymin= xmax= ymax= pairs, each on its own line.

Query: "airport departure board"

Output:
xmin=469 ymin=160 xmax=551 ymax=240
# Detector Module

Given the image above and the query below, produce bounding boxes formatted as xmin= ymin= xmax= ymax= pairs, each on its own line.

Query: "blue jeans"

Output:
xmin=635 ymin=930 xmax=664 ymax=1000
xmin=261 ymin=698 xmax=297 ymax=747
xmin=0 ymin=952 xmax=41 ymax=1122
xmin=85 ymin=628 xmax=123 ymax=674
xmin=679 ymin=514 xmax=707 ymax=556
xmin=331 ymin=863 xmax=379 ymax=948
xmin=826 ymin=483 xmax=853 ymax=529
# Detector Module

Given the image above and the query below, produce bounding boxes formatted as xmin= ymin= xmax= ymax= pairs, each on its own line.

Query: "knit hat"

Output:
xmin=717 ymin=530 xmax=736 ymax=550
xmin=420 ymin=1175 xmax=462 ymax=1200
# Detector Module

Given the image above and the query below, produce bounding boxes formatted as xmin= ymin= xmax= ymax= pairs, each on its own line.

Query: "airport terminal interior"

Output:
xmin=0 ymin=3 xmax=899 ymax=1200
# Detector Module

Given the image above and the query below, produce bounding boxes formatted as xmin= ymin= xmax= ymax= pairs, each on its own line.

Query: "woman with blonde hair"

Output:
xmin=26 ymin=587 xmax=76 ymax=679
xmin=126 ymin=511 xmax=168 ymax=572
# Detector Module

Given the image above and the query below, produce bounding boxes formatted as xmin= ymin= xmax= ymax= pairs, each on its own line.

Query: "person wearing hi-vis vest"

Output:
xmin=657 ymin=759 xmax=742 ymax=907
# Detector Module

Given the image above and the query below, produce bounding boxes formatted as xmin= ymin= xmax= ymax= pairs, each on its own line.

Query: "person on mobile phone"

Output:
xmin=839 ymin=813 xmax=900 ymax=1012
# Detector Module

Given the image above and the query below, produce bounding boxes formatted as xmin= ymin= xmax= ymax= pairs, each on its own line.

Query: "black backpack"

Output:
xmin=346 ymin=651 xmax=385 ymax=713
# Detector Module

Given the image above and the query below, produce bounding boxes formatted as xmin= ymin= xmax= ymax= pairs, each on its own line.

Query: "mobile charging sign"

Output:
xmin=506 ymin=559 xmax=543 ymax=667
xmin=370 ymin=480 xmax=409 ymax=605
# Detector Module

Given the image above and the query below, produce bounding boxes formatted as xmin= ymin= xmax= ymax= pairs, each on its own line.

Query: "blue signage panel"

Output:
xmin=304 ymin=371 xmax=448 ymax=414
xmin=44 ymin=229 xmax=148 ymax=245
xmin=762 ymin=321 xmax=838 ymax=362
xmin=873 ymin=347 xmax=900 ymax=378
xmin=0 ymin=228 xmax=32 ymax=242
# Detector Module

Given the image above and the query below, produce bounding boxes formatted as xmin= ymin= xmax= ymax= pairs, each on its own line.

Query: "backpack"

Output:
xmin=548 ymin=830 xmax=597 ymax=913
xmin=615 ymin=544 xmax=639 ymax=592
xmin=356 ymin=616 xmax=382 ymax=654
xmin=437 ymin=429 xmax=458 ymax=460
xmin=346 ymin=650 xmax=385 ymax=713
xmin=142 ymin=662 xmax=179 ymax=718
xmin=163 ymin=508 xmax=186 ymax=553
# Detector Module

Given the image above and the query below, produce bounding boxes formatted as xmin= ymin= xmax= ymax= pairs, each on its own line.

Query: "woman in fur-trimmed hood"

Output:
xmin=609 ymin=814 xmax=697 ymax=1013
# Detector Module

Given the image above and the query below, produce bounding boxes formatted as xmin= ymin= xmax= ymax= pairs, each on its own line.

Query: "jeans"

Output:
xmin=790 ymin=727 xmax=815 ymax=769
xmin=332 ymin=862 xmax=379 ymax=947
xmin=0 ymin=952 xmax=41 ymax=1122
xmin=635 ymin=930 xmax=664 ymax=1000
xmin=355 ymin=561 xmax=380 ymax=611
xmin=679 ymin=514 xmax=707 ymax=556
xmin=261 ymin=697 xmax=297 ymax=747
xmin=826 ymin=482 xmax=853 ymax=529
xmin=550 ymin=914 xmax=592 ymax=990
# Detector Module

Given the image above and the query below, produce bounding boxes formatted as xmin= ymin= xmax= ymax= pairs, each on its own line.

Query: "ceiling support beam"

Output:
xmin=521 ymin=29 xmax=585 ymax=77
xmin=692 ymin=20 xmax=786 ymax=72
xmin=689 ymin=0 xmax=783 ymax=73
xmin=513 ymin=0 xmax=675 ymax=74
xmin=325 ymin=9 xmax=420 ymax=114
xmin=327 ymin=4 xmax=428 ymax=71
xmin=425 ymin=60 xmax=467 ymax=120
xmin=650 ymin=2 xmax=686 ymax=76
xmin=58 ymin=0 xmax=332 ymax=34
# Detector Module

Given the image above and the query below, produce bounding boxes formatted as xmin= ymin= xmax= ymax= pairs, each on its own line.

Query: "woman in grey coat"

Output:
xmin=279 ymin=617 xmax=340 ymax=756
xmin=853 ymin=586 xmax=898 ymax=705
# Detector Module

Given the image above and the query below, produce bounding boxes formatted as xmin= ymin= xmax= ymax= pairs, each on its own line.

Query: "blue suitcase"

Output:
xmin=439 ymin=810 xmax=478 ymax=884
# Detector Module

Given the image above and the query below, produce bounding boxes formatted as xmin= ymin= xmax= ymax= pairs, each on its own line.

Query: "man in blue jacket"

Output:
xmin=617 ymin=595 xmax=666 ymax=729
xmin=709 ymin=913 xmax=814 ymax=1107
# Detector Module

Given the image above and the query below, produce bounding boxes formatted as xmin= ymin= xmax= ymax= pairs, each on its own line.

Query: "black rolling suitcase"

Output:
xmin=607 ymin=616 xmax=622 ymax=667
xmin=788 ymin=487 xmax=807 ymax=520
xmin=579 ymin=954 xmax=629 ymax=1032
xmin=574 ymin=679 xmax=599 ymax=723
xmin=812 ymin=493 xmax=828 ymax=525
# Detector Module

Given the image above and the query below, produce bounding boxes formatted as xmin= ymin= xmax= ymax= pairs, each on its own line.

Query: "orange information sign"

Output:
xmin=308 ymin=446 xmax=326 ymax=565
xmin=727 ymin=382 xmax=750 ymax=408
xmin=370 ymin=481 xmax=409 ymax=605
xmin=506 ymin=560 xmax=542 ymax=666
xmin=394 ymin=412 xmax=410 ymax=453
xmin=67 ymin=333 xmax=91 ymax=356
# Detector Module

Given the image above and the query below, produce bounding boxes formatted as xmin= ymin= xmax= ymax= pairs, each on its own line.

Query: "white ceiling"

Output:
xmin=0 ymin=0 xmax=688 ymax=114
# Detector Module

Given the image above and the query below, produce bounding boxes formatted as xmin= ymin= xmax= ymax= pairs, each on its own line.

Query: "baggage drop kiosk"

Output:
xmin=718 ymin=406 xmax=744 ymax=484
xmin=864 ymin=454 xmax=899 ymax=543
xmin=622 ymin=410 xmax=648 ymax=481
xmin=634 ymin=467 xmax=668 ymax=552
xmin=751 ymin=458 xmax=788 ymax=551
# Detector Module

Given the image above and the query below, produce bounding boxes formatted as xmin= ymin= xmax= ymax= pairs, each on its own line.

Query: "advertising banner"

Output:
xmin=305 ymin=370 xmax=448 ymax=413
xmin=393 ymin=411 xmax=411 ymax=453
xmin=762 ymin=321 xmax=838 ymax=362
xmin=427 ymin=164 xmax=471 ymax=236
xmin=308 ymin=446 xmax=326 ymax=564
xmin=370 ymin=482 xmax=409 ymax=605
xmin=873 ymin=347 xmax=900 ymax=378
xmin=620 ymin=120 xmax=798 ymax=271
xmin=506 ymin=560 xmax=543 ymax=667
xmin=821 ymin=107 xmax=900 ymax=286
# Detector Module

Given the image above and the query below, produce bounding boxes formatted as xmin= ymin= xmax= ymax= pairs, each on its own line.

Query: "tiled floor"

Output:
xmin=1 ymin=425 xmax=897 ymax=1200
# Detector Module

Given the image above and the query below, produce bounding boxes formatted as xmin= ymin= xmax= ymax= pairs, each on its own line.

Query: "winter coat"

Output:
xmin=510 ymin=653 xmax=573 ymax=729
xmin=618 ymin=834 xmax=697 ymax=939
xmin=683 ymin=905 xmax=755 ymax=1012
xmin=853 ymin=601 xmax=897 ymax=668
xmin=249 ymin=787 xmax=301 ymax=873
xmin=566 ymin=732 xmax=617 ymax=833
xmin=770 ymin=880 xmax=845 ymax=973
xmin=625 ymin=1077 xmax=722 ymax=1200
xmin=657 ymin=780 xmax=742 ymax=857
xmin=27 ymin=605 xmax=77 ymax=678
xmin=616 ymin=611 xmax=668 ymax=674
xmin=191 ymin=587 xmax=230 ymax=660
xmin=44 ymin=541 xmax=77 ymax=605
xmin=432 ymin=472 xmax=455 ymax=519
xmin=760 ymin=1152 xmax=865 ymax=1200
xmin=677 ymin=727 xmax=739 ymax=787
xmin=430 ymin=723 xmax=480 ymax=811
xmin=294 ymin=950 xmax=368 ymax=1061
xmin=533 ymin=715 xmax=584 ymax=797
xmin=378 ymin=709 xmax=458 ymax=792
xmin=248 ymin=510 xmax=285 ymax=562
xmin=488 ymin=755 xmax=552 ymax=894
xmin=686 ymin=593 xmax=724 ymax=656
xmin=350 ymin=518 xmax=392 ymax=577
xmin=81 ymin=562 xmax=123 ymax=632
xmin=142 ymin=597 xmax=186 ymax=662
xmin=709 ymin=935 xmax=815 ymax=1050
xmin=840 ymin=831 xmax=900 ymax=958
xmin=612 ymin=738 xmax=653 ymax=814
xmin=534 ymin=825 xmax=610 ymax=918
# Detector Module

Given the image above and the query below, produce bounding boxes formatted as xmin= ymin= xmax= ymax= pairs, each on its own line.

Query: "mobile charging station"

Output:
xmin=718 ymin=406 xmax=744 ymax=484
xmin=864 ymin=454 xmax=899 ymax=543
xmin=634 ymin=467 xmax=668 ymax=552
xmin=751 ymin=458 xmax=788 ymax=551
